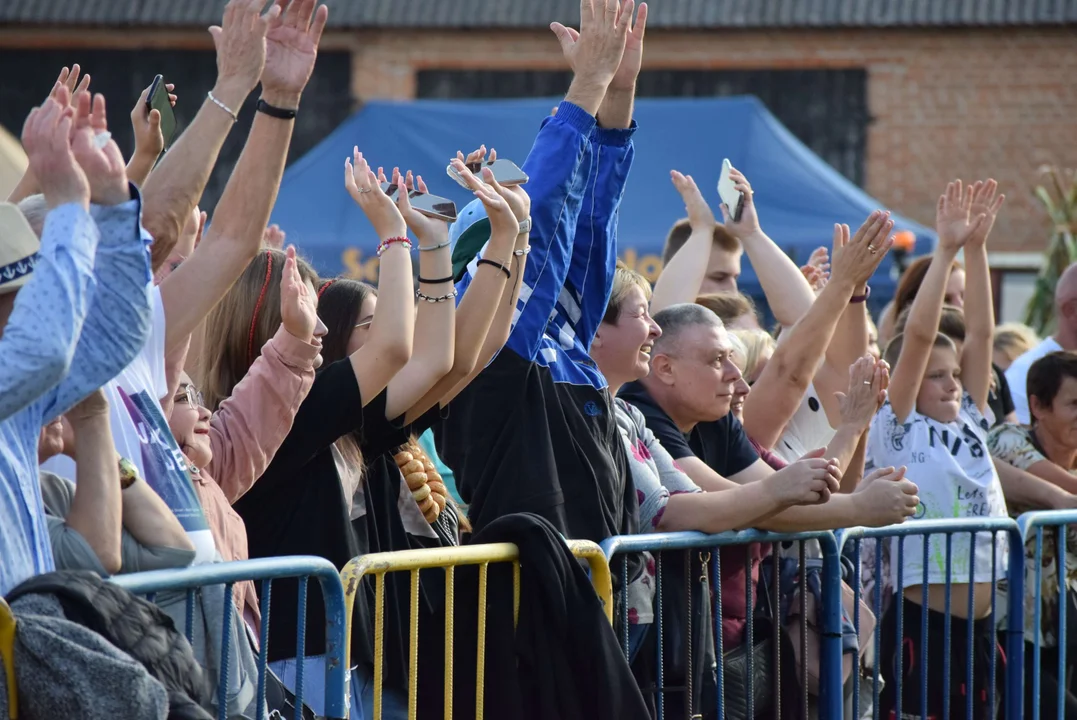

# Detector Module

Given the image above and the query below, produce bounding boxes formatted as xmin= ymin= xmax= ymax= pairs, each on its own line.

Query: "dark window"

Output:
xmin=416 ymin=68 xmax=868 ymax=186
xmin=0 ymin=49 xmax=352 ymax=211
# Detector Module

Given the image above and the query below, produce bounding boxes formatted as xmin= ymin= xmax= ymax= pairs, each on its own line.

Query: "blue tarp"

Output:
xmin=271 ymin=95 xmax=936 ymax=303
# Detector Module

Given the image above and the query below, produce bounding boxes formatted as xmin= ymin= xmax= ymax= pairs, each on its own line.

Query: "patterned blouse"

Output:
xmin=988 ymin=422 xmax=1077 ymax=647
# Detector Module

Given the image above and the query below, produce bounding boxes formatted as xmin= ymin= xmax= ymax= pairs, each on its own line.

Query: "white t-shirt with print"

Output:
xmin=867 ymin=393 xmax=1008 ymax=590
xmin=42 ymin=286 xmax=216 ymax=564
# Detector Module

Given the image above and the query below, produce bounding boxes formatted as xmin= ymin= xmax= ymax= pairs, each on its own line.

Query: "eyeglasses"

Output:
xmin=178 ymin=384 xmax=204 ymax=408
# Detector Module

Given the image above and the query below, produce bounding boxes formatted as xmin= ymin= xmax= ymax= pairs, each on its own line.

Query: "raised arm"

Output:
xmin=649 ymin=171 xmax=716 ymax=314
xmin=140 ymin=0 xmax=280 ymax=273
xmin=380 ymin=169 xmax=455 ymax=420
xmin=888 ymin=181 xmax=986 ymax=422
xmin=823 ymin=356 xmax=888 ymax=486
xmin=741 ymin=212 xmax=892 ymax=449
xmin=0 ymin=87 xmax=98 ymax=419
xmin=559 ymin=1 xmax=643 ymax=351
xmin=411 ymin=159 xmax=529 ymax=416
xmin=206 ymin=246 xmax=319 ymax=502
xmin=344 ymin=155 xmax=415 ymax=404
xmin=722 ymin=168 xmax=818 ymax=327
xmin=159 ymin=0 xmax=326 ymax=355
xmin=125 ymin=81 xmax=177 ymax=187
xmin=962 ymin=180 xmax=1005 ymax=412
xmin=44 ymin=91 xmax=154 ymax=421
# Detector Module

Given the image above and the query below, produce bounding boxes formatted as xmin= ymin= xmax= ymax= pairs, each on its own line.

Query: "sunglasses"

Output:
xmin=177 ymin=384 xmax=205 ymax=408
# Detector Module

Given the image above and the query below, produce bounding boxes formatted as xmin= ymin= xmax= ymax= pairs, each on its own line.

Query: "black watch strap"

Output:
xmin=256 ymin=98 xmax=297 ymax=120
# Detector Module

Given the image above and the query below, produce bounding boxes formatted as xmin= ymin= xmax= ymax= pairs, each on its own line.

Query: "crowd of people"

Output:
xmin=1 ymin=0 xmax=1075 ymax=718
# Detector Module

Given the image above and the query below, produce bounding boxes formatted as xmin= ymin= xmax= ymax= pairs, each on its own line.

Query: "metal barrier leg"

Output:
xmin=1005 ymin=525 xmax=1026 ymax=720
xmin=818 ymin=534 xmax=844 ymax=720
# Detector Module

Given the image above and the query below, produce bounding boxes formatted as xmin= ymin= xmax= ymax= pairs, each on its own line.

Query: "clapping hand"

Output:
xmin=854 ymin=465 xmax=920 ymax=525
xmin=829 ymin=210 xmax=894 ymax=290
xmin=800 ymin=246 xmax=830 ymax=292
xmin=262 ymin=0 xmax=328 ymax=107
xmin=936 ymin=180 xmax=988 ymax=254
xmin=209 ymin=0 xmax=279 ymax=101
xmin=69 ymin=91 xmax=129 ymax=207
xmin=21 ymin=85 xmax=89 ymax=210
xmin=50 ymin=65 xmax=91 ymax=107
xmin=765 ymin=448 xmax=842 ymax=506
xmin=835 ymin=355 xmax=889 ymax=432
xmin=344 ymin=148 xmax=406 ymax=240
xmin=670 ymin=170 xmax=716 ymax=230
xmin=551 ymin=0 xmax=633 ymax=87
xmin=966 ymin=179 xmax=1005 ymax=247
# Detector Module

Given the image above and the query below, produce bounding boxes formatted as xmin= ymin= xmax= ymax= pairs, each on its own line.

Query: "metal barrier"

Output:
xmin=339 ymin=539 xmax=612 ymax=720
xmin=1011 ymin=509 xmax=1077 ymax=720
xmin=601 ymin=529 xmax=845 ymax=720
xmin=113 ymin=556 xmax=349 ymax=720
xmin=837 ymin=517 xmax=1023 ymax=720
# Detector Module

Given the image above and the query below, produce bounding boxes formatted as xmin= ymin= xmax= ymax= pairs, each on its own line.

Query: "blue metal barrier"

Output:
xmin=113 ymin=556 xmax=349 ymax=720
xmin=838 ymin=517 xmax=1023 ymax=720
xmin=601 ymin=529 xmax=845 ymax=720
xmin=1013 ymin=509 xmax=1077 ymax=720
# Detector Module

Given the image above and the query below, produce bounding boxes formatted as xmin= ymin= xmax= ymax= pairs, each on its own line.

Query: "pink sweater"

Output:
xmin=190 ymin=327 xmax=319 ymax=626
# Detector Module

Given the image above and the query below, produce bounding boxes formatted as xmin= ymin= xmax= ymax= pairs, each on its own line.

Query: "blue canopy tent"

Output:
xmin=271 ymin=95 xmax=935 ymax=315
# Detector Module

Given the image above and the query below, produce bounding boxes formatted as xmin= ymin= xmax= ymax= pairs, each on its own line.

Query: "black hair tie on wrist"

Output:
xmin=418 ymin=274 xmax=455 ymax=284
xmin=477 ymin=258 xmax=511 ymax=279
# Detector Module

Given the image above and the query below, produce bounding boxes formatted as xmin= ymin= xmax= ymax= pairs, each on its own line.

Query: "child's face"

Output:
xmin=916 ymin=345 xmax=963 ymax=423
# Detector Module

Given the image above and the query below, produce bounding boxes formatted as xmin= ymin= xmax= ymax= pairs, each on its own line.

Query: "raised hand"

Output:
xmin=835 ymin=355 xmax=888 ymax=431
xmin=450 ymin=158 xmax=526 ymax=239
xmin=396 ymin=170 xmax=450 ymax=248
xmin=209 ymin=0 xmax=279 ymax=101
xmin=670 ymin=169 xmax=716 ymax=230
xmin=609 ymin=1 xmax=647 ymax=91
xmin=263 ymin=223 xmax=286 ymax=249
xmin=69 ymin=91 xmax=129 ymax=206
xmin=800 ymin=246 xmax=830 ymax=291
xmin=765 ymin=451 xmax=842 ymax=506
xmin=457 ymin=147 xmax=531 ymax=222
xmin=279 ymin=245 xmax=317 ymax=342
xmin=829 ymin=210 xmax=894 ymax=289
xmin=966 ymin=179 xmax=1005 ymax=247
xmin=22 ymin=86 xmax=89 ymax=210
xmin=50 ymin=65 xmax=91 ymax=107
xmin=717 ymin=167 xmax=762 ymax=240
xmin=936 ymin=180 xmax=987 ymax=253
xmin=130 ymin=82 xmax=176 ymax=162
xmin=853 ymin=465 xmax=920 ymax=525
xmin=262 ymin=0 xmax=329 ymax=106
xmin=550 ymin=0 xmax=633 ymax=86
xmin=344 ymin=148 xmax=406 ymax=240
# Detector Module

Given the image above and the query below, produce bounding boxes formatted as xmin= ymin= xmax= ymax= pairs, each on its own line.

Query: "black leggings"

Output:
xmin=1022 ymin=642 xmax=1077 ymax=719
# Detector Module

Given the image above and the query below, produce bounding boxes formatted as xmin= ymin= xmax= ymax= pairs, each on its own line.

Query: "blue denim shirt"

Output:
xmin=0 ymin=189 xmax=152 ymax=594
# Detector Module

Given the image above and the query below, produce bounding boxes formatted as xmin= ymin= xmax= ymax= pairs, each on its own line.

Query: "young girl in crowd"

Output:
xmin=869 ymin=179 xmax=1007 ymax=719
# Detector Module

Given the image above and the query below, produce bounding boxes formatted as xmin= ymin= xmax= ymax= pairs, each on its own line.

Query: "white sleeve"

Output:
xmin=146 ymin=285 xmax=168 ymax=400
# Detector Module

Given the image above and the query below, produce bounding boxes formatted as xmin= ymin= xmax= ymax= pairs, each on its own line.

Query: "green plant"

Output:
xmin=1024 ymin=166 xmax=1077 ymax=335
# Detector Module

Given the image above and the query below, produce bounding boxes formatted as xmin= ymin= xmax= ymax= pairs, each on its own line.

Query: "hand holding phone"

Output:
xmin=447 ymin=157 xmax=528 ymax=190
xmin=380 ymin=181 xmax=458 ymax=223
xmin=716 ymin=158 xmax=744 ymax=223
xmin=145 ymin=74 xmax=177 ymax=156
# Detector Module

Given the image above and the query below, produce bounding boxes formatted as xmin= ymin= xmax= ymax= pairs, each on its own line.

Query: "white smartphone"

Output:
xmin=716 ymin=158 xmax=745 ymax=223
xmin=446 ymin=158 xmax=529 ymax=190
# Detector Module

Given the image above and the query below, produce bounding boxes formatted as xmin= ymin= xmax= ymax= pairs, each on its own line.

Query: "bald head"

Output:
xmin=1057 ymin=263 xmax=1077 ymax=308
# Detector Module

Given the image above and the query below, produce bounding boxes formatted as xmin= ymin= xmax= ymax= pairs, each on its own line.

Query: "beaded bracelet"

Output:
xmin=416 ymin=288 xmax=458 ymax=303
xmin=377 ymin=237 xmax=412 ymax=257
xmin=477 ymin=258 xmax=511 ymax=280
xmin=418 ymin=239 xmax=451 ymax=252
xmin=418 ymin=274 xmax=454 ymax=284
xmin=513 ymin=245 xmax=531 ymax=257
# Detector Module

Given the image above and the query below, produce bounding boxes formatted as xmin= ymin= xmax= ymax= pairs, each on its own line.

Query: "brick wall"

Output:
xmin=349 ymin=27 xmax=1077 ymax=254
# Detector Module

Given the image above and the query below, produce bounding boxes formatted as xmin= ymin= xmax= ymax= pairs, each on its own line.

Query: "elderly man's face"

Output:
xmin=662 ymin=323 xmax=742 ymax=423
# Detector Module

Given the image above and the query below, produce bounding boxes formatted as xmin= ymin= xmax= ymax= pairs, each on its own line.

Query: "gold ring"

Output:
xmin=868 ymin=246 xmax=877 ymax=254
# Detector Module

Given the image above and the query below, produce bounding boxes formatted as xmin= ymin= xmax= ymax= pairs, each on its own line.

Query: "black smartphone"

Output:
xmin=447 ymin=158 xmax=529 ymax=189
xmin=379 ymin=182 xmax=458 ymax=222
xmin=146 ymin=74 xmax=177 ymax=153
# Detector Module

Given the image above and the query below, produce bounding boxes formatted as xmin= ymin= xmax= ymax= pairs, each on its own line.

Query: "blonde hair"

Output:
xmin=731 ymin=328 xmax=776 ymax=380
xmin=603 ymin=261 xmax=652 ymax=324
xmin=994 ymin=323 xmax=1040 ymax=366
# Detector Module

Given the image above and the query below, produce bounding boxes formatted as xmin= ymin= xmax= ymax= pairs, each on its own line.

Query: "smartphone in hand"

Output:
xmin=446 ymin=158 xmax=528 ymax=190
xmin=146 ymin=74 xmax=177 ymax=155
xmin=379 ymin=182 xmax=458 ymax=222
xmin=717 ymin=158 xmax=745 ymax=223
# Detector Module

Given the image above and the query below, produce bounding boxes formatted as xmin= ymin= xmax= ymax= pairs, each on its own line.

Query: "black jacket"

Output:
xmin=423 ymin=513 xmax=648 ymax=720
xmin=8 ymin=570 xmax=213 ymax=720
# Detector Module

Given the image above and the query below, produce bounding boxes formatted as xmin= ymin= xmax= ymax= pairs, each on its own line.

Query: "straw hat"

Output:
xmin=0 ymin=202 xmax=40 ymax=295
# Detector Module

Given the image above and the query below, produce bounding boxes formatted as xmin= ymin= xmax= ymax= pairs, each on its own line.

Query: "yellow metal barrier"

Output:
xmin=340 ymin=540 xmax=613 ymax=720
xmin=0 ymin=598 xmax=16 ymax=719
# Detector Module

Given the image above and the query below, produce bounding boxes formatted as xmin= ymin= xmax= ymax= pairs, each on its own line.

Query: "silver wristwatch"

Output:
xmin=518 ymin=217 xmax=532 ymax=235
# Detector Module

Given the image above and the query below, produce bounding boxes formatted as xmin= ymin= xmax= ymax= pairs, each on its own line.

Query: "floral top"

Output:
xmin=988 ymin=422 xmax=1077 ymax=647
